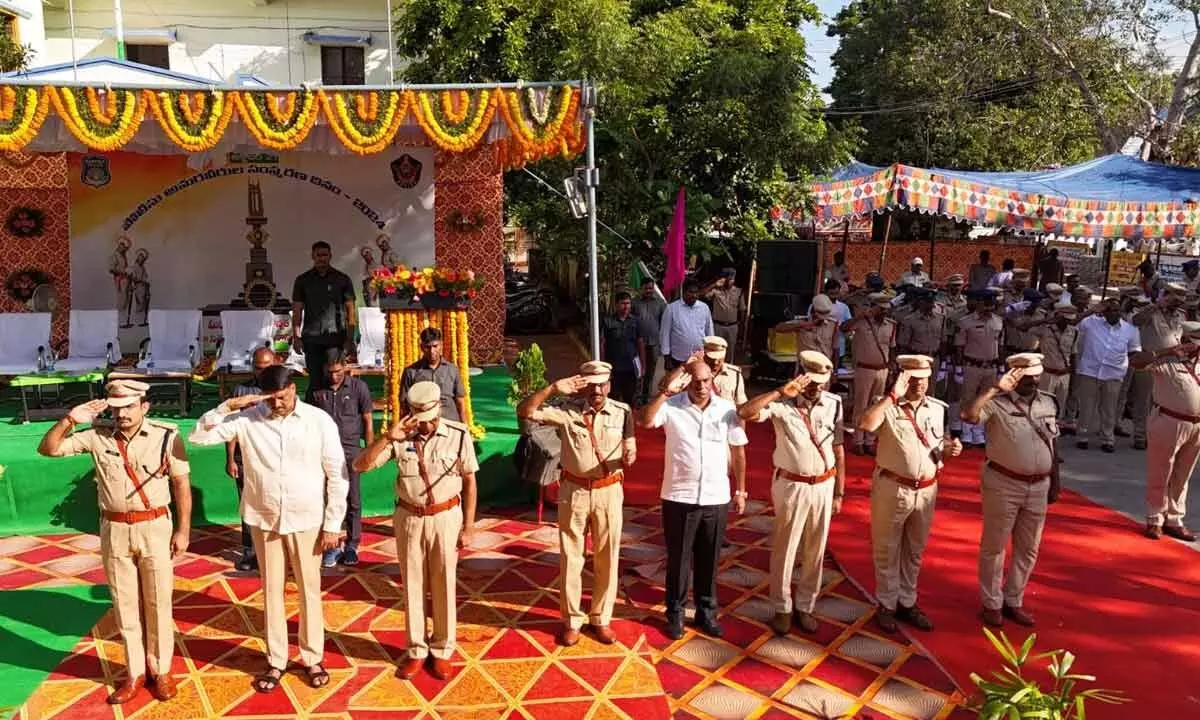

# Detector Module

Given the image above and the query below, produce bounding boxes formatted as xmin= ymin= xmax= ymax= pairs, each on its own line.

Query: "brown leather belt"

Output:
xmin=879 ymin=468 xmax=937 ymax=490
xmin=963 ymin=356 xmax=999 ymax=368
xmin=102 ymin=506 xmax=168 ymax=524
xmin=562 ymin=469 xmax=624 ymax=490
xmin=986 ymin=460 xmax=1049 ymax=484
xmin=777 ymin=467 xmax=836 ymax=484
xmin=1159 ymin=407 xmax=1200 ymax=423
xmin=396 ymin=495 xmax=461 ymax=517
xmin=856 ymin=362 xmax=889 ymax=371
xmin=1043 ymin=367 xmax=1070 ymax=376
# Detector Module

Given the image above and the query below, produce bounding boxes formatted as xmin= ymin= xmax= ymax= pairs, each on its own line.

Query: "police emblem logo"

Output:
xmin=390 ymin=153 xmax=422 ymax=189
xmin=81 ymin=155 xmax=111 ymax=188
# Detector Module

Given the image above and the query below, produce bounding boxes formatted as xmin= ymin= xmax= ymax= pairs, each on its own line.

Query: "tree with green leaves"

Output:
xmin=394 ymin=0 xmax=851 ymax=278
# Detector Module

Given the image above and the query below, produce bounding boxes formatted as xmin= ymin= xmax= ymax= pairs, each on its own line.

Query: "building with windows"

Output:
xmin=2 ymin=0 xmax=395 ymax=85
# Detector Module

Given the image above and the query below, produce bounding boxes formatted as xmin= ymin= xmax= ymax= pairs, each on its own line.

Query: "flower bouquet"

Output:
xmin=370 ymin=265 xmax=484 ymax=310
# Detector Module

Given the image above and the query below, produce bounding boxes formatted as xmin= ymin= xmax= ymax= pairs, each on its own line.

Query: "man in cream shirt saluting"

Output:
xmin=189 ymin=366 xmax=349 ymax=694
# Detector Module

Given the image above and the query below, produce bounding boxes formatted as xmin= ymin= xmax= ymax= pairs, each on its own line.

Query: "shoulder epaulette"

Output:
xmin=607 ymin=400 xmax=633 ymax=413
xmin=926 ymin=396 xmax=949 ymax=409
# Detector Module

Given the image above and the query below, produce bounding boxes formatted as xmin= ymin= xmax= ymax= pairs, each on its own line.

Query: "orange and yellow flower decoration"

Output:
xmin=384 ymin=306 xmax=484 ymax=438
xmin=370 ymin=264 xmax=484 ymax=304
xmin=0 ymin=85 xmax=584 ymax=166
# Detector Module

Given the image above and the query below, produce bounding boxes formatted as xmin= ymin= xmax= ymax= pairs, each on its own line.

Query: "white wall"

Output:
xmin=39 ymin=0 xmax=396 ymax=85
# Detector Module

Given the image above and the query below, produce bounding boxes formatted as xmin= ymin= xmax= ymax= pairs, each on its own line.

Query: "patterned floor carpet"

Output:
xmin=0 ymin=503 xmax=971 ymax=719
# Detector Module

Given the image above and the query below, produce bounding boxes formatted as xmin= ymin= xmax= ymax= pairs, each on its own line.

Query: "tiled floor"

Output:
xmin=1 ymin=502 xmax=971 ymax=719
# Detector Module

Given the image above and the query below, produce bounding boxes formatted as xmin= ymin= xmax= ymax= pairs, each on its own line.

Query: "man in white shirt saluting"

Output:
xmin=189 ymin=366 xmax=349 ymax=694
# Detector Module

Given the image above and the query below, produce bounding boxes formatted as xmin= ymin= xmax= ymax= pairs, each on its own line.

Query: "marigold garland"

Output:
xmin=411 ymin=88 xmax=497 ymax=153
xmin=235 ymin=90 xmax=319 ymax=151
xmin=145 ymin=89 xmax=235 ymax=152
xmin=0 ymin=87 xmax=50 ymax=152
xmin=320 ymin=89 xmax=409 ymax=155
xmin=498 ymin=85 xmax=578 ymax=158
xmin=51 ymin=87 xmax=145 ymax=151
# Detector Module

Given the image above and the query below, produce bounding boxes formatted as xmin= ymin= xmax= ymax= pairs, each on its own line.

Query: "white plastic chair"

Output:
xmin=0 ymin=312 xmax=52 ymax=375
xmin=357 ymin=306 xmax=386 ymax=367
xmin=55 ymin=310 xmax=120 ymax=373
xmin=216 ymin=310 xmax=275 ymax=370
xmin=138 ymin=310 xmax=201 ymax=372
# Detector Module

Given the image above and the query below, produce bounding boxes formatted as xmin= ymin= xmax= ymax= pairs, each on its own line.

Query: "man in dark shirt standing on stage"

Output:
xmin=602 ymin=291 xmax=643 ymax=405
xmin=292 ymin=241 xmax=356 ymax=397
xmin=312 ymin=350 xmax=374 ymax=567
xmin=401 ymin=327 xmax=467 ymax=422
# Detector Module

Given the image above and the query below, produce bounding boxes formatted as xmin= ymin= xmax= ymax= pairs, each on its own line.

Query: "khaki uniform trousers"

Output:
xmin=978 ymin=467 xmax=1048 ymax=610
xmin=251 ymin=526 xmax=324 ymax=669
xmin=100 ymin=514 xmax=174 ymax=679
xmin=558 ymin=480 xmax=623 ymax=630
xmin=1145 ymin=411 xmax=1200 ymax=528
xmin=1075 ymin=375 xmax=1123 ymax=445
xmin=395 ymin=505 xmax=463 ymax=660
xmin=960 ymin=365 xmax=997 ymax=441
xmin=852 ymin=367 xmax=888 ymax=446
xmin=713 ymin=322 xmax=739 ymax=351
xmin=1128 ymin=371 xmax=1153 ymax=442
xmin=769 ymin=473 xmax=834 ymax=615
xmin=870 ymin=470 xmax=937 ymax=610
xmin=1038 ymin=372 xmax=1071 ymax=420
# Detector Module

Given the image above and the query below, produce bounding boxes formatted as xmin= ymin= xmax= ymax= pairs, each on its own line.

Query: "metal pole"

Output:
xmin=584 ymin=82 xmax=600 ymax=357
xmin=113 ymin=0 xmax=125 ymax=60
xmin=879 ymin=213 xmax=893 ymax=273
xmin=385 ymin=0 xmax=396 ymax=85
xmin=68 ymin=0 xmax=79 ymax=81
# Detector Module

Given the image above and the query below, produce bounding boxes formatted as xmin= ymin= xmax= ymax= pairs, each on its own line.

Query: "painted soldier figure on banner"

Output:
xmin=376 ymin=234 xmax=399 ymax=269
xmin=360 ymin=246 xmax=380 ymax=306
xmin=110 ymin=236 xmax=130 ymax=310
xmin=123 ymin=249 xmax=151 ymax=327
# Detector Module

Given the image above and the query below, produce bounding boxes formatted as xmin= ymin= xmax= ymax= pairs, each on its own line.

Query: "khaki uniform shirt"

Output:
xmin=535 ymin=398 xmax=635 ymax=479
xmin=939 ymin=295 xmax=970 ymax=343
xmin=1150 ymin=360 xmax=1200 ymax=416
xmin=1033 ymin=324 xmax=1078 ymax=372
xmin=367 ymin=419 xmax=478 ymax=507
xmin=897 ymin=311 xmax=944 ymax=355
xmin=708 ymin=287 xmax=744 ymax=325
xmin=1133 ymin=307 xmax=1184 ymax=353
xmin=57 ymin=421 xmax=189 ymax=513
xmin=955 ymin=313 xmax=1004 ymax=361
xmin=875 ymin=396 xmax=947 ymax=480
xmin=980 ymin=391 xmax=1060 ymax=475
xmin=712 ymin=364 xmax=748 ymax=405
xmin=851 ymin=318 xmax=895 ymax=368
xmin=758 ymin=391 xmax=843 ymax=477
xmin=1005 ymin=308 xmax=1045 ymax=351
xmin=796 ymin=317 xmax=838 ymax=363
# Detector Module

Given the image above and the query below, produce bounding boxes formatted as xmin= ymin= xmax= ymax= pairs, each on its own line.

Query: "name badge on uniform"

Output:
xmin=104 ymin=449 xmax=121 ymax=457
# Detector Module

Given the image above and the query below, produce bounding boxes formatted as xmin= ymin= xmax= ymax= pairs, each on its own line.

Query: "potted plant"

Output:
xmin=971 ymin=629 xmax=1126 ymax=719
xmin=507 ymin=343 xmax=547 ymax=434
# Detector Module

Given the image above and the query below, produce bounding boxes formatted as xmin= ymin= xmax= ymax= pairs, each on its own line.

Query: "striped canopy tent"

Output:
xmin=803 ymin=154 xmax=1200 ymax=241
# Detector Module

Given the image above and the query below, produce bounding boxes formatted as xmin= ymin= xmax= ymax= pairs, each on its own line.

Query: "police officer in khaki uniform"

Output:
xmin=859 ymin=356 xmax=962 ymax=634
xmin=354 ymin=381 xmax=477 ymax=680
xmin=961 ymin=353 xmax=1061 ymax=628
xmin=844 ymin=292 xmax=896 ymax=455
xmin=518 ymin=361 xmax=635 ymax=647
xmin=1032 ymin=302 xmax=1078 ymax=419
xmin=938 ymin=275 xmax=970 ymax=423
xmin=1132 ymin=321 xmax=1200 ymax=542
xmin=1130 ymin=283 xmax=1186 ymax=450
xmin=659 ymin=337 xmax=748 ymax=405
xmin=778 ymin=293 xmax=839 ymax=365
xmin=739 ymin=351 xmax=846 ymax=636
xmin=897 ymin=289 xmax=943 ymax=362
xmin=955 ymin=289 xmax=1005 ymax=447
xmin=37 ymin=380 xmax=191 ymax=704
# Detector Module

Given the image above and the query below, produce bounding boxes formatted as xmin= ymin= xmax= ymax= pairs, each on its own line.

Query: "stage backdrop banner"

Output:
xmin=68 ymin=150 xmax=435 ymax=354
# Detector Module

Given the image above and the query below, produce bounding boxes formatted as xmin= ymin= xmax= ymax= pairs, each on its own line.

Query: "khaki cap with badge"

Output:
xmin=944 ymin=274 xmax=964 ymax=286
xmin=579 ymin=360 xmax=613 ymax=384
xmin=868 ymin=292 xmax=891 ymax=306
xmin=702 ymin=336 xmax=728 ymax=360
xmin=1045 ymin=283 xmax=1064 ymax=296
xmin=896 ymin=354 xmax=934 ymax=378
xmin=811 ymin=294 xmax=834 ymax=315
xmin=1012 ymin=268 xmax=1031 ymax=281
xmin=106 ymin=379 xmax=150 ymax=407
xmin=1006 ymin=352 xmax=1044 ymax=376
xmin=1164 ymin=282 xmax=1188 ymax=296
xmin=798 ymin=350 xmax=833 ymax=384
xmin=407 ymin=381 xmax=443 ymax=421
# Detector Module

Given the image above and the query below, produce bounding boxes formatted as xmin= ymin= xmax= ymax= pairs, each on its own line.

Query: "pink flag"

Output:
xmin=661 ymin=187 xmax=687 ymax=294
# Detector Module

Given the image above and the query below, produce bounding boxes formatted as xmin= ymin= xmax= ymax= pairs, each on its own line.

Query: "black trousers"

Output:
xmin=233 ymin=473 xmax=254 ymax=551
xmin=610 ymin=370 xmax=637 ymax=405
xmin=342 ymin=444 xmax=363 ymax=546
xmin=662 ymin=499 xmax=727 ymax=625
xmin=302 ymin=333 xmax=347 ymax=397
xmin=639 ymin=345 xmax=660 ymax=401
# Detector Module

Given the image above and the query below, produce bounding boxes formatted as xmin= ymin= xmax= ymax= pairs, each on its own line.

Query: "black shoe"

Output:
xmin=1060 ymin=426 xmax=1077 ymax=436
xmin=1114 ymin=426 xmax=1131 ymax=438
xmin=1101 ymin=444 xmax=1115 ymax=453
xmin=341 ymin=547 xmax=360 ymax=566
xmin=664 ymin=617 xmax=684 ymax=640
xmin=236 ymin=551 xmax=257 ymax=572
xmin=896 ymin=604 xmax=934 ymax=631
xmin=693 ymin=619 xmax=724 ymax=638
xmin=1076 ymin=440 xmax=1089 ymax=450
xmin=1133 ymin=439 xmax=1147 ymax=450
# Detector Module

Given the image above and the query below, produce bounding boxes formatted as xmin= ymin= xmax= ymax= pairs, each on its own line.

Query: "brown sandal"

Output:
xmin=304 ymin=663 xmax=330 ymax=688
xmin=253 ymin=666 xmax=284 ymax=693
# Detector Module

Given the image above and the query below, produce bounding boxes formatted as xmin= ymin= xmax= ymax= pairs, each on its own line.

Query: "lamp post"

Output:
xmin=583 ymin=81 xmax=600 ymax=357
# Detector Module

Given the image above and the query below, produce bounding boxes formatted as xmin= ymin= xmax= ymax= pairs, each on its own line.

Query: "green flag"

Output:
xmin=627 ymin=261 xmax=644 ymax=290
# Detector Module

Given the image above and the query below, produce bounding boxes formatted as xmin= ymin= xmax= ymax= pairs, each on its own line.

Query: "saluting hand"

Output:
xmin=226 ymin=393 xmax=269 ymax=411
xmin=780 ymin=375 xmax=810 ymax=399
xmin=553 ymin=375 xmax=588 ymax=396
xmin=664 ymin=373 xmax=690 ymax=396
xmin=891 ymin=370 xmax=912 ymax=399
xmin=995 ymin=368 xmax=1023 ymax=393
xmin=387 ymin=415 xmax=418 ymax=441
xmin=67 ymin=399 xmax=109 ymax=425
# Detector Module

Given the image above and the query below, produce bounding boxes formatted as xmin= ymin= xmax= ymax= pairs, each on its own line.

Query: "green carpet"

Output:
xmin=0 ymin=367 xmax=527 ymax=537
xmin=0 ymin=584 xmax=112 ymax=716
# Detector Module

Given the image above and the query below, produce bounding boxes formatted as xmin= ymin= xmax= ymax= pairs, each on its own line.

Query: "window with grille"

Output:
xmin=126 ymin=43 xmax=170 ymax=70
xmin=321 ymin=46 xmax=365 ymax=85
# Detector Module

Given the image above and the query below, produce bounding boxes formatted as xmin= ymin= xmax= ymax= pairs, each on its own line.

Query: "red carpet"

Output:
xmin=622 ymin=422 xmax=1200 ymax=719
